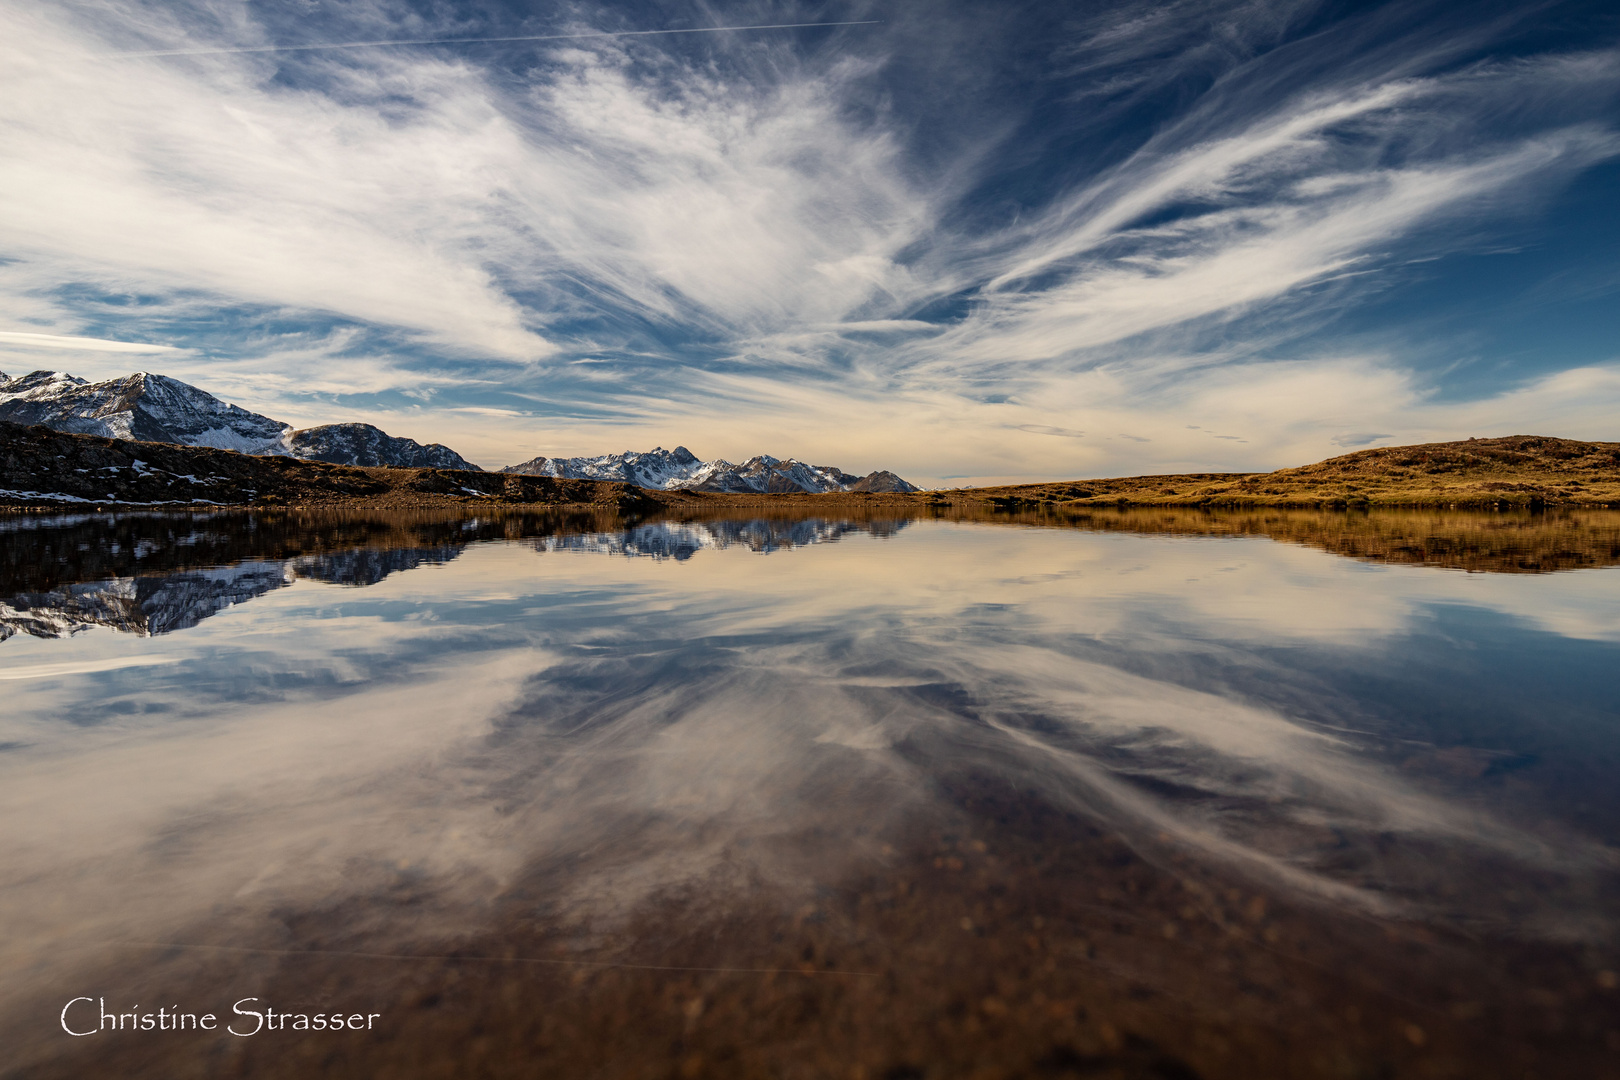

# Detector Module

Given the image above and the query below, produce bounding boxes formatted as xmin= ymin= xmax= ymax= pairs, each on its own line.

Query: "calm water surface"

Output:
xmin=2 ymin=509 xmax=1618 ymax=1079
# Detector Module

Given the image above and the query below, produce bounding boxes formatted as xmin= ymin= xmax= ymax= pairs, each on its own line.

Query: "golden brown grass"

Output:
xmin=5 ymin=428 xmax=1616 ymax=513
xmin=935 ymin=435 xmax=1620 ymax=509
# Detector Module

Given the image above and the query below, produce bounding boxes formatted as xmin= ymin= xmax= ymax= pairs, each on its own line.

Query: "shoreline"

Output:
xmin=3 ymin=426 xmax=1617 ymax=513
xmin=4 ymin=489 xmax=1616 ymax=514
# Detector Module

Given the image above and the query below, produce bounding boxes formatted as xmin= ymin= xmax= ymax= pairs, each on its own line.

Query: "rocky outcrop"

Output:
xmin=845 ymin=470 xmax=919 ymax=493
xmin=288 ymin=423 xmax=479 ymax=471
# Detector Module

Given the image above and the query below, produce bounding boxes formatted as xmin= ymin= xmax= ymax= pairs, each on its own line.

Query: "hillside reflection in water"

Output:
xmin=1 ymin=508 xmax=1618 ymax=1079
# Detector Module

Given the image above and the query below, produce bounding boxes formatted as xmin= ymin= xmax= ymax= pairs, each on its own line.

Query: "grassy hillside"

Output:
xmin=941 ymin=436 xmax=1620 ymax=509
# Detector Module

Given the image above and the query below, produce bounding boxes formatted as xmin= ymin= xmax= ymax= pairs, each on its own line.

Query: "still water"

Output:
xmin=1 ymin=508 xmax=1618 ymax=1079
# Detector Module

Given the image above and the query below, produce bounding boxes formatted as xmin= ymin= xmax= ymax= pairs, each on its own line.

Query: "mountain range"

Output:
xmin=0 ymin=369 xmax=475 ymax=469
xmin=501 ymin=446 xmax=917 ymax=494
xmin=0 ymin=368 xmax=918 ymax=493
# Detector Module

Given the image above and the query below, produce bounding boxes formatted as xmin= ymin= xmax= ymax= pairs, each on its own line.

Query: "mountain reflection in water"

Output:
xmin=0 ymin=513 xmax=911 ymax=639
xmin=1 ymin=508 xmax=1618 ymax=1079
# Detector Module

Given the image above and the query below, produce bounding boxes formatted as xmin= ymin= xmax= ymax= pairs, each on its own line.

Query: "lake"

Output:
xmin=2 ymin=507 xmax=1618 ymax=1079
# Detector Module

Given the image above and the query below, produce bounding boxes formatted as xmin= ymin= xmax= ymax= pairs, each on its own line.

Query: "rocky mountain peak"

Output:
xmin=288 ymin=423 xmax=480 ymax=471
xmin=0 ymin=368 xmax=290 ymax=451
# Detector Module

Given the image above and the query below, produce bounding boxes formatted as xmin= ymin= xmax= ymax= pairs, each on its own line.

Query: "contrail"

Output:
xmin=103 ymin=20 xmax=882 ymax=59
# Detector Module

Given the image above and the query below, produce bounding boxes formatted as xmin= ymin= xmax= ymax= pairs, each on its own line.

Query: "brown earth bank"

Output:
xmin=5 ymin=426 xmax=1619 ymax=513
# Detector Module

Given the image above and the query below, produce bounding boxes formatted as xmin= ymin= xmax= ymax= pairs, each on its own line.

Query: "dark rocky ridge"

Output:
xmin=0 ymin=422 xmax=656 ymax=511
xmin=288 ymin=422 xmax=478 ymax=471
xmin=845 ymin=470 xmax=917 ymax=493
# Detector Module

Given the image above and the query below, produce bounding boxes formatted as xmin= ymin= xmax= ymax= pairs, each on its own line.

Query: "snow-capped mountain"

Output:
xmin=0 ymin=370 xmax=291 ymax=453
xmin=287 ymin=424 xmax=477 ymax=471
xmin=700 ymin=455 xmax=865 ymax=494
xmin=0 ymin=369 xmax=481 ymax=470
xmin=0 ymin=368 xmax=917 ymax=488
xmin=501 ymin=446 xmax=917 ymax=494
xmin=501 ymin=445 xmax=707 ymax=486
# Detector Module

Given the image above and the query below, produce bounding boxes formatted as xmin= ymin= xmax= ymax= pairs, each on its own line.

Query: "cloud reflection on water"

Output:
xmin=0 ymin=516 xmax=1617 ymax=1032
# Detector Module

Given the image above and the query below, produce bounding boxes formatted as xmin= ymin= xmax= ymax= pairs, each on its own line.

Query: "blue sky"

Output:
xmin=1 ymin=0 xmax=1617 ymax=480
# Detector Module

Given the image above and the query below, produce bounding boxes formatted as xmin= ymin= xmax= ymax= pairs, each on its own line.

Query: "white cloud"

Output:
xmin=7 ymin=528 xmax=1615 ymax=996
xmin=907 ymin=85 xmax=1619 ymax=374
xmin=0 ymin=5 xmax=938 ymax=363
xmin=0 ymin=9 xmax=550 ymax=358
xmin=0 ymin=2 xmax=1616 ymax=475
xmin=0 ymin=331 xmax=180 ymax=353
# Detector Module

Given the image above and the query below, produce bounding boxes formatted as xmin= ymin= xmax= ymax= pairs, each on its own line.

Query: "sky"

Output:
xmin=1 ymin=0 xmax=1618 ymax=482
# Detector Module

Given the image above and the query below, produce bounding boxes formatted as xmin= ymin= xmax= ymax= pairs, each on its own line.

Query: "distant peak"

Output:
xmin=2 ymin=369 xmax=89 ymax=390
xmin=491 ymin=444 xmax=914 ymax=493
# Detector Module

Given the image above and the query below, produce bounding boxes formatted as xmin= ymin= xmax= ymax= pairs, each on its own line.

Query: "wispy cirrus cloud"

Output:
xmin=0 ymin=331 xmax=180 ymax=353
xmin=0 ymin=0 xmax=1616 ymax=477
xmin=0 ymin=2 xmax=936 ymax=361
xmin=895 ymin=51 xmax=1620 ymax=377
